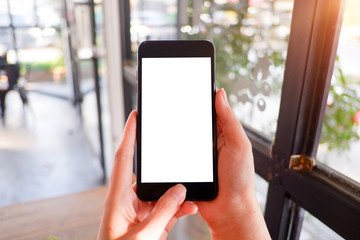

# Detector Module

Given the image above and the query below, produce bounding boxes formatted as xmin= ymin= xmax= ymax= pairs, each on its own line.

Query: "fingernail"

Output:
xmin=221 ymin=88 xmax=228 ymax=105
xmin=170 ymin=184 xmax=186 ymax=202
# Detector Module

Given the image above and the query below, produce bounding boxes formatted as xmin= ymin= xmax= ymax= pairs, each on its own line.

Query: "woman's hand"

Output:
xmin=97 ymin=111 xmax=198 ymax=240
xmin=196 ymin=89 xmax=271 ymax=240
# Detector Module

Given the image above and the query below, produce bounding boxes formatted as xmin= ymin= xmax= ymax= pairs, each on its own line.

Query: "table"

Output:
xmin=0 ymin=186 xmax=107 ymax=240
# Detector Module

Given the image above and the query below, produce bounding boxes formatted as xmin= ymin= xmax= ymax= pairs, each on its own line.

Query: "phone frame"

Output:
xmin=136 ymin=40 xmax=218 ymax=201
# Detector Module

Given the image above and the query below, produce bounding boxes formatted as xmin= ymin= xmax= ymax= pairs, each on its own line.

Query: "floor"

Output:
xmin=0 ymin=88 xmax=104 ymax=207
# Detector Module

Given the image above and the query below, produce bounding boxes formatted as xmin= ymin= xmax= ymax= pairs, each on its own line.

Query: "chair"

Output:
xmin=0 ymin=52 xmax=27 ymax=119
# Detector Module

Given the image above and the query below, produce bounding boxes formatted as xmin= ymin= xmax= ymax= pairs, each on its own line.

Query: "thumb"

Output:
xmin=141 ymin=184 xmax=186 ymax=238
xmin=215 ymin=88 xmax=248 ymax=147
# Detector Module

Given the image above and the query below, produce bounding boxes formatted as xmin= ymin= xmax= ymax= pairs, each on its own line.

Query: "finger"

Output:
xmin=164 ymin=201 xmax=198 ymax=233
xmin=110 ymin=110 xmax=137 ymax=190
xmin=136 ymin=201 xmax=156 ymax=222
xmin=116 ymin=110 xmax=137 ymax=157
xmin=133 ymin=183 xmax=160 ymax=222
xmin=132 ymin=182 xmax=137 ymax=192
xmin=216 ymin=119 xmax=223 ymax=137
xmin=140 ymin=184 xmax=187 ymax=238
xmin=215 ymin=89 xmax=250 ymax=148
xmin=179 ymin=201 xmax=198 ymax=216
xmin=132 ymin=173 xmax=136 ymax=184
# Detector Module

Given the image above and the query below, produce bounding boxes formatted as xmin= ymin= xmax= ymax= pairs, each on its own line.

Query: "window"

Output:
xmin=120 ymin=0 xmax=360 ymax=239
xmin=317 ymin=0 xmax=360 ymax=184
xmin=181 ymin=0 xmax=293 ymax=137
xmin=0 ymin=0 xmax=11 ymax=27
xmin=129 ymin=0 xmax=178 ymax=54
xmin=8 ymin=0 xmax=37 ymax=27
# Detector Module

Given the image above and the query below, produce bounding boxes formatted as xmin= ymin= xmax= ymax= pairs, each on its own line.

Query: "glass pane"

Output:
xmin=130 ymin=0 xmax=178 ymax=54
xmin=14 ymin=27 xmax=63 ymax=83
xmin=317 ymin=0 xmax=360 ymax=183
xmin=300 ymin=211 xmax=343 ymax=240
xmin=182 ymin=0 xmax=294 ymax=137
xmin=74 ymin=5 xmax=93 ymax=59
xmin=79 ymin=59 xmax=94 ymax=94
xmin=15 ymin=27 xmax=61 ymax=49
xmin=15 ymin=28 xmax=42 ymax=49
xmin=255 ymin=173 xmax=268 ymax=213
xmin=128 ymin=0 xmax=294 ymax=137
xmin=95 ymin=4 xmax=105 ymax=52
xmin=36 ymin=0 xmax=61 ymax=28
xmin=0 ymin=28 xmax=14 ymax=51
xmin=9 ymin=0 xmax=37 ymax=26
xmin=0 ymin=0 xmax=10 ymax=26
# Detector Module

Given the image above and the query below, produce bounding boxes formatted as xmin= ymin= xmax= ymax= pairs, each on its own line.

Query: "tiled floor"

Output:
xmin=0 ymin=88 xmax=104 ymax=207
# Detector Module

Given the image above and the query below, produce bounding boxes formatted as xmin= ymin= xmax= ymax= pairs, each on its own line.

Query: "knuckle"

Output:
xmin=158 ymin=196 xmax=174 ymax=211
xmin=156 ymin=193 xmax=180 ymax=213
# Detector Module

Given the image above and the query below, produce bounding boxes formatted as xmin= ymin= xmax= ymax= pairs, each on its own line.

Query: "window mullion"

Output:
xmin=264 ymin=185 xmax=292 ymax=240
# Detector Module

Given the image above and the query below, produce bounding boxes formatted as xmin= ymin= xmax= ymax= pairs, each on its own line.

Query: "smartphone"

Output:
xmin=136 ymin=40 xmax=218 ymax=201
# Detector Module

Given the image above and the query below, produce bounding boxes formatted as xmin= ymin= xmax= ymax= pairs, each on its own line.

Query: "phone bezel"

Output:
xmin=136 ymin=40 xmax=218 ymax=201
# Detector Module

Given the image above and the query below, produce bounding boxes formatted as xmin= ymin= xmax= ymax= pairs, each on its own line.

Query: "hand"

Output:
xmin=196 ymin=89 xmax=270 ymax=240
xmin=97 ymin=111 xmax=198 ymax=240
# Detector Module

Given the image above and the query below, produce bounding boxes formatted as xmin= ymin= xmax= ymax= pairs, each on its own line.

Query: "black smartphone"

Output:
xmin=136 ymin=40 xmax=218 ymax=201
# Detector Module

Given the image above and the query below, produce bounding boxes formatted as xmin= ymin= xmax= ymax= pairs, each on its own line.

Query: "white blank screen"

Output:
xmin=141 ymin=57 xmax=213 ymax=183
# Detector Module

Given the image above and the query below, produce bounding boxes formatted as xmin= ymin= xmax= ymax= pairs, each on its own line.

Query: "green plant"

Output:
xmin=183 ymin=1 xmax=360 ymax=151
xmin=183 ymin=0 xmax=288 ymax=135
xmin=20 ymin=57 xmax=65 ymax=75
xmin=320 ymin=55 xmax=360 ymax=151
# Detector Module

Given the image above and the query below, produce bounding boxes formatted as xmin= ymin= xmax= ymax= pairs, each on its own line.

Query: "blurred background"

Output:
xmin=0 ymin=0 xmax=359 ymax=239
xmin=0 ymin=0 xmax=109 ymax=207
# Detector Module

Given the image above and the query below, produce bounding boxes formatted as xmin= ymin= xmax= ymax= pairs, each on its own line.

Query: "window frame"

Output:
xmin=62 ymin=0 xmax=106 ymax=178
xmin=262 ymin=0 xmax=360 ymax=238
xmin=120 ymin=0 xmax=360 ymax=239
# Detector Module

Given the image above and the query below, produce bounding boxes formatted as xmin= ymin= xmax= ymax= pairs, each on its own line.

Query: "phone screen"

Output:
xmin=141 ymin=57 xmax=213 ymax=183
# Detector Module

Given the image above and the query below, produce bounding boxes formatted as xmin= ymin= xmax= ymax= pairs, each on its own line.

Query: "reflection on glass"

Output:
xmin=130 ymin=0 xmax=178 ymax=54
xmin=300 ymin=211 xmax=343 ymax=240
xmin=317 ymin=0 xmax=360 ymax=183
xmin=9 ymin=0 xmax=36 ymax=26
